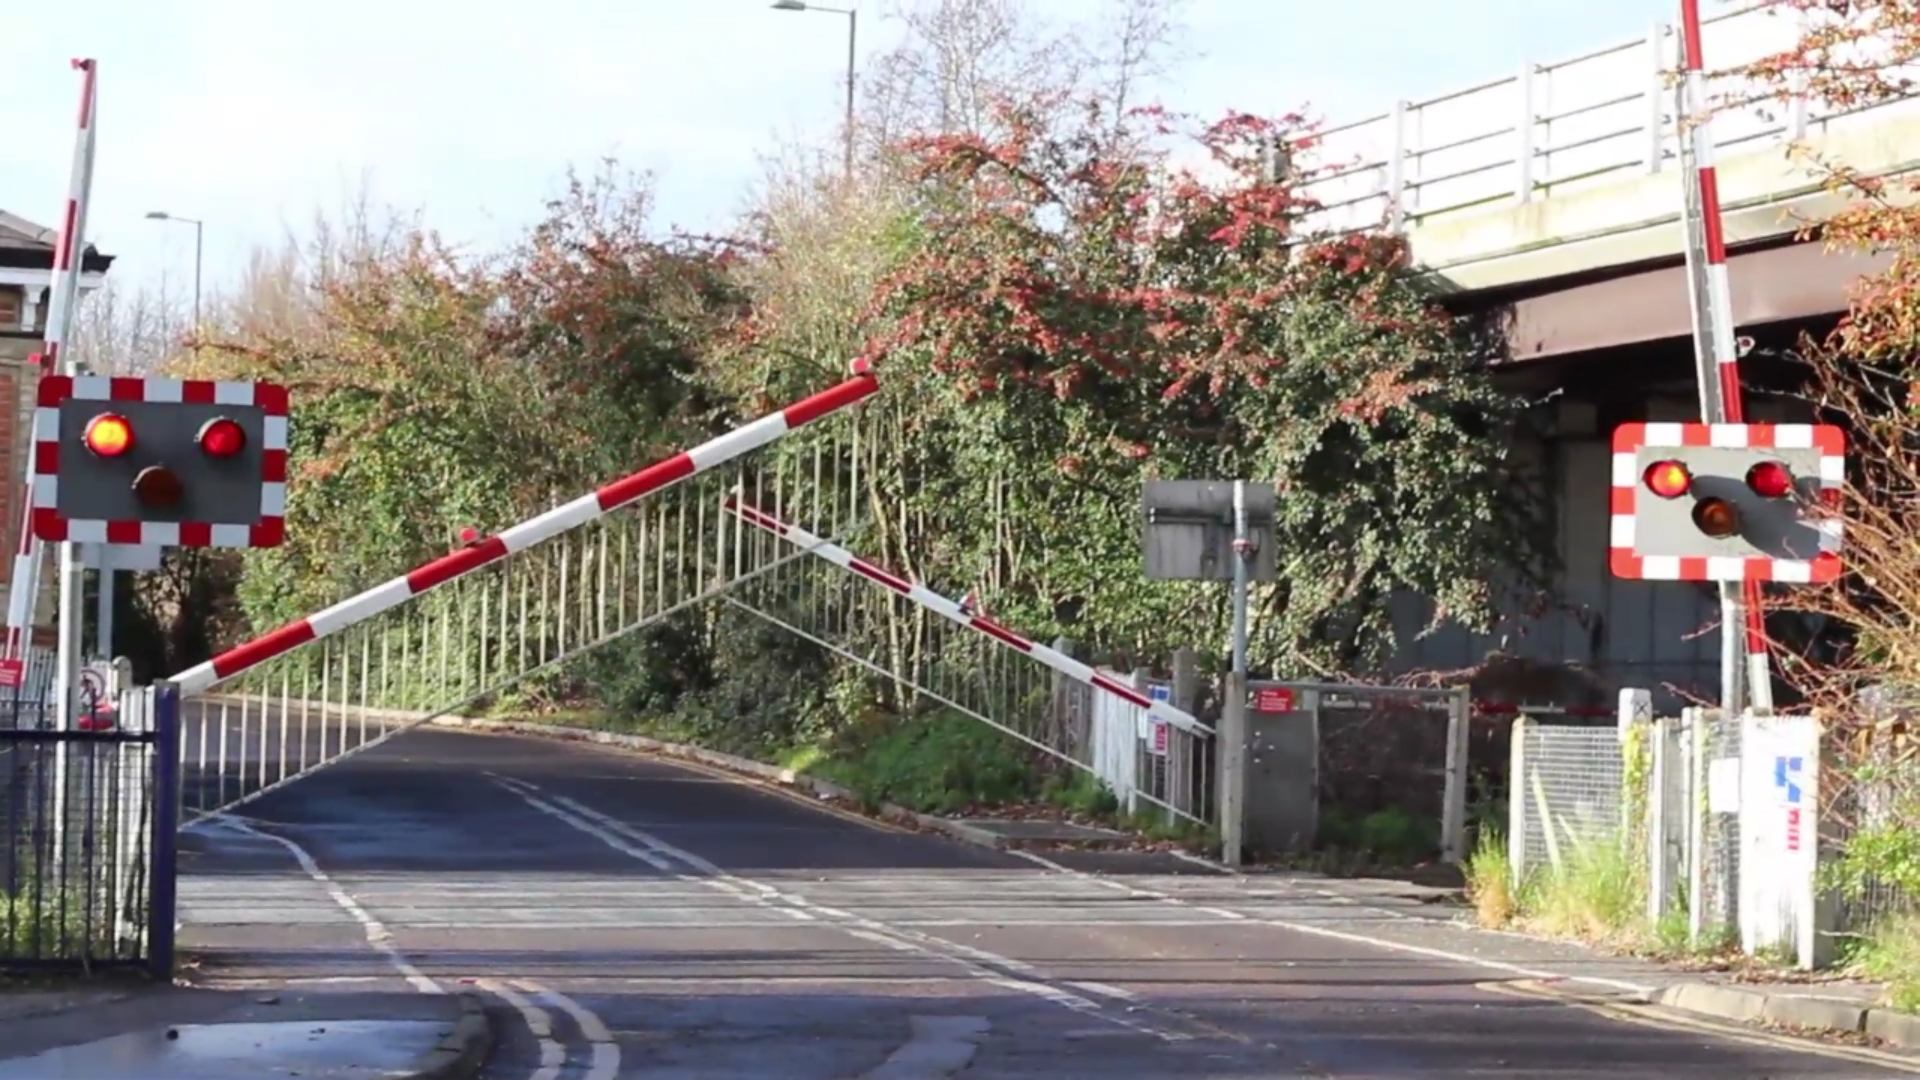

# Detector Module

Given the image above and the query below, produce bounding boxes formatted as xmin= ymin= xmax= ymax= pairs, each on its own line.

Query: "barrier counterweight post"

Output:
xmin=169 ymin=372 xmax=880 ymax=695
xmin=722 ymin=495 xmax=1209 ymax=736
xmin=1677 ymin=0 xmax=1771 ymax=713
xmin=6 ymin=60 xmax=100 ymax=661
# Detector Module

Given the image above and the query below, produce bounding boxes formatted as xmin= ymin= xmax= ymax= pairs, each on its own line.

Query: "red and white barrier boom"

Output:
xmin=1678 ymin=0 xmax=1771 ymax=711
xmin=172 ymin=370 xmax=880 ymax=696
xmin=4 ymin=60 xmax=100 ymax=669
xmin=723 ymin=495 xmax=1209 ymax=736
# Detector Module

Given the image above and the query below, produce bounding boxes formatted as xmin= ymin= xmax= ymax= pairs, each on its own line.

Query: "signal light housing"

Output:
xmin=131 ymin=465 xmax=184 ymax=508
xmin=1746 ymin=460 xmax=1794 ymax=499
xmin=1691 ymin=497 xmax=1740 ymax=539
xmin=197 ymin=416 xmax=247 ymax=458
xmin=82 ymin=413 xmax=134 ymax=458
xmin=1643 ymin=459 xmax=1692 ymax=499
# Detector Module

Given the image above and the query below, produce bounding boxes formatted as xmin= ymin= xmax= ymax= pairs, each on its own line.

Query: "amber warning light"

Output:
xmin=132 ymin=466 xmax=184 ymax=508
xmin=82 ymin=413 xmax=134 ymax=458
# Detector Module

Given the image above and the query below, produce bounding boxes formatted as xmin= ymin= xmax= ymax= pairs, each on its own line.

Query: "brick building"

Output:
xmin=0 ymin=210 xmax=114 ymax=636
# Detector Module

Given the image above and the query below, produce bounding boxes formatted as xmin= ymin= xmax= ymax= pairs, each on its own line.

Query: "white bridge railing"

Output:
xmin=1294 ymin=2 xmax=1920 ymax=238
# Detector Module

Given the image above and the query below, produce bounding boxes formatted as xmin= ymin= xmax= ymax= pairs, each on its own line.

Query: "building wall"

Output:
xmin=1 ymin=284 xmax=48 ymax=634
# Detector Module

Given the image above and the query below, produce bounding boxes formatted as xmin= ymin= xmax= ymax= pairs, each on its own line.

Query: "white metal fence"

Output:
xmin=1294 ymin=1 xmax=1920 ymax=238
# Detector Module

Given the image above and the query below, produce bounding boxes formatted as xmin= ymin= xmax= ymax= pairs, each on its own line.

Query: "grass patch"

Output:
xmin=808 ymin=710 xmax=1038 ymax=816
xmin=1855 ymin=913 xmax=1920 ymax=1013
xmin=1463 ymin=826 xmax=1517 ymax=927
xmin=1524 ymin=829 xmax=1645 ymax=946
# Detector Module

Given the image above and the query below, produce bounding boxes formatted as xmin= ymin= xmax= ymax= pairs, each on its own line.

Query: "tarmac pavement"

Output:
xmin=164 ymin=724 xmax=1920 ymax=1079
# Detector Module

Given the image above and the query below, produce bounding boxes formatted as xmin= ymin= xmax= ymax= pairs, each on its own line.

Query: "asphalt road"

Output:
xmin=176 ymin=727 xmax=1920 ymax=1080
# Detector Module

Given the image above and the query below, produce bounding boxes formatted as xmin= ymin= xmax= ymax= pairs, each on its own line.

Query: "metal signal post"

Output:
xmin=1674 ymin=1 xmax=1773 ymax=713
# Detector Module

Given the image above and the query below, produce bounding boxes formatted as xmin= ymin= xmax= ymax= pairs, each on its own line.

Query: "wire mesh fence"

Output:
xmin=1823 ymin=684 xmax=1919 ymax=936
xmin=1508 ymin=719 xmax=1636 ymax=884
xmin=1686 ymin=709 xmax=1743 ymax=946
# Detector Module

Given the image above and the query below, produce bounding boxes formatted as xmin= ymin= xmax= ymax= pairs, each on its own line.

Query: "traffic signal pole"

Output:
xmin=1675 ymin=4 xmax=1773 ymax=714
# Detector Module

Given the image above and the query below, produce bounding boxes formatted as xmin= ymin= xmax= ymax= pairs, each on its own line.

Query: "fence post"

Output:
xmin=1509 ymin=715 xmax=1531 ymax=887
xmin=1440 ymin=686 xmax=1471 ymax=864
xmin=1051 ymin=637 xmax=1080 ymax=761
xmin=147 ymin=681 xmax=181 ymax=980
xmin=1171 ymin=647 xmax=1205 ymax=824
xmin=1683 ymin=706 xmax=1708 ymax=946
xmin=1219 ymin=670 xmax=1248 ymax=867
xmin=1647 ymin=714 xmax=1672 ymax=923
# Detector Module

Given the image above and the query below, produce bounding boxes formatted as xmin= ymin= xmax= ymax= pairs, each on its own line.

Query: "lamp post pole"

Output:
xmin=771 ymin=1 xmax=858 ymax=178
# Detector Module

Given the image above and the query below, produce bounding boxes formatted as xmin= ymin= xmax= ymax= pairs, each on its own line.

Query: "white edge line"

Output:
xmin=1007 ymin=849 xmax=1653 ymax=997
xmin=209 ymin=814 xmax=442 ymax=995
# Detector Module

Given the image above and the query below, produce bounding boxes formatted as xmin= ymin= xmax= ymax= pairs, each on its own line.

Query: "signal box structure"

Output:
xmin=32 ymin=375 xmax=288 ymax=548
xmin=1610 ymin=422 xmax=1843 ymax=583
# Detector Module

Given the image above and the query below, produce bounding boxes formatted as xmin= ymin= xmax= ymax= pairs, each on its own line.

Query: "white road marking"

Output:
xmin=486 ymin=774 xmax=1183 ymax=1041
xmin=861 ymin=1015 xmax=991 ymax=1080
xmin=475 ymin=978 xmax=564 ymax=1080
xmin=208 ymin=813 xmax=442 ymax=994
xmin=1006 ymin=849 xmax=1655 ymax=995
xmin=202 ymin=814 xmax=625 ymax=1079
xmin=516 ymin=978 xmax=621 ymax=1080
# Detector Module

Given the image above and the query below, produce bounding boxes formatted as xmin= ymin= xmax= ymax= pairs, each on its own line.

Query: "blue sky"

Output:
xmin=4 ymin=0 xmax=1676 ymax=299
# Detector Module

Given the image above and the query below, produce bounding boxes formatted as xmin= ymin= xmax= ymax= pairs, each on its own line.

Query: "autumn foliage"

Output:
xmin=857 ymin=98 xmax=1547 ymax=671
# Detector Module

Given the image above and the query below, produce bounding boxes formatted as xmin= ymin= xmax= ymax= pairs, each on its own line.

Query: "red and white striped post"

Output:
xmin=722 ymin=494 xmax=1210 ymax=736
xmin=4 ymin=60 xmax=100 ymax=670
xmin=171 ymin=369 xmax=880 ymax=696
xmin=1677 ymin=2 xmax=1773 ymax=712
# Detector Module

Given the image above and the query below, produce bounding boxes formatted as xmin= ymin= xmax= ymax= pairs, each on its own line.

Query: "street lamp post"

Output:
xmin=144 ymin=211 xmax=202 ymax=355
xmin=772 ymin=0 xmax=857 ymax=178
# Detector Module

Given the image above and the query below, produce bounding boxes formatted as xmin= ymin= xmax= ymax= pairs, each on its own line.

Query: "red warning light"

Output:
xmin=197 ymin=417 xmax=246 ymax=458
xmin=82 ymin=413 xmax=134 ymax=458
xmin=131 ymin=465 xmax=183 ymax=508
xmin=1643 ymin=459 xmax=1692 ymax=499
xmin=1746 ymin=460 xmax=1793 ymax=499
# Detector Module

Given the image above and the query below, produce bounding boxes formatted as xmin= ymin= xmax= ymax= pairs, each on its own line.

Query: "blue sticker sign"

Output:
xmin=1773 ymin=755 xmax=1805 ymax=805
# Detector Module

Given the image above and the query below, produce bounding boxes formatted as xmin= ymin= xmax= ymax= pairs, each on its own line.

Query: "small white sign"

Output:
xmin=1708 ymin=757 xmax=1742 ymax=813
xmin=79 ymin=543 xmax=164 ymax=573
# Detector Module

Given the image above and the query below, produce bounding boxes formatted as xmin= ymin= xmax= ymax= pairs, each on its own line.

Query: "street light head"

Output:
xmin=144 ymin=211 xmax=170 ymax=220
xmin=771 ymin=0 xmax=808 ymax=9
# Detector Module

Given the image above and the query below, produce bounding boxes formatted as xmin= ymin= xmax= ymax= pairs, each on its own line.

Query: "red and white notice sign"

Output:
xmin=1252 ymin=686 xmax=1295 ymax=714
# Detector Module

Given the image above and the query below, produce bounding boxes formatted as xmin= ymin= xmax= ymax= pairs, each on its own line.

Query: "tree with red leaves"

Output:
xmin=860 ymin=97 xmax=1552 ymax=672
xmin=1737 ymin=0 xmax=1920 ymax=963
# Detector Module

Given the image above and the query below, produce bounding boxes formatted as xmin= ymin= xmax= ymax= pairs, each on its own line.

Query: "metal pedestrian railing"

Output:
xmin=1 ymin=681 xmax=179 ymax=974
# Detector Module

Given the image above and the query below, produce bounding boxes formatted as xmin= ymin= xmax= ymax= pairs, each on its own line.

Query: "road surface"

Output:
xmin=177 ymin=727 xmax=1920 ymax=1080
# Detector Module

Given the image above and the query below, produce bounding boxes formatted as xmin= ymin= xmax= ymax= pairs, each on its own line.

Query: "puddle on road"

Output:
xmin=0 ymin=1018 xmax=450 ymax=1079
